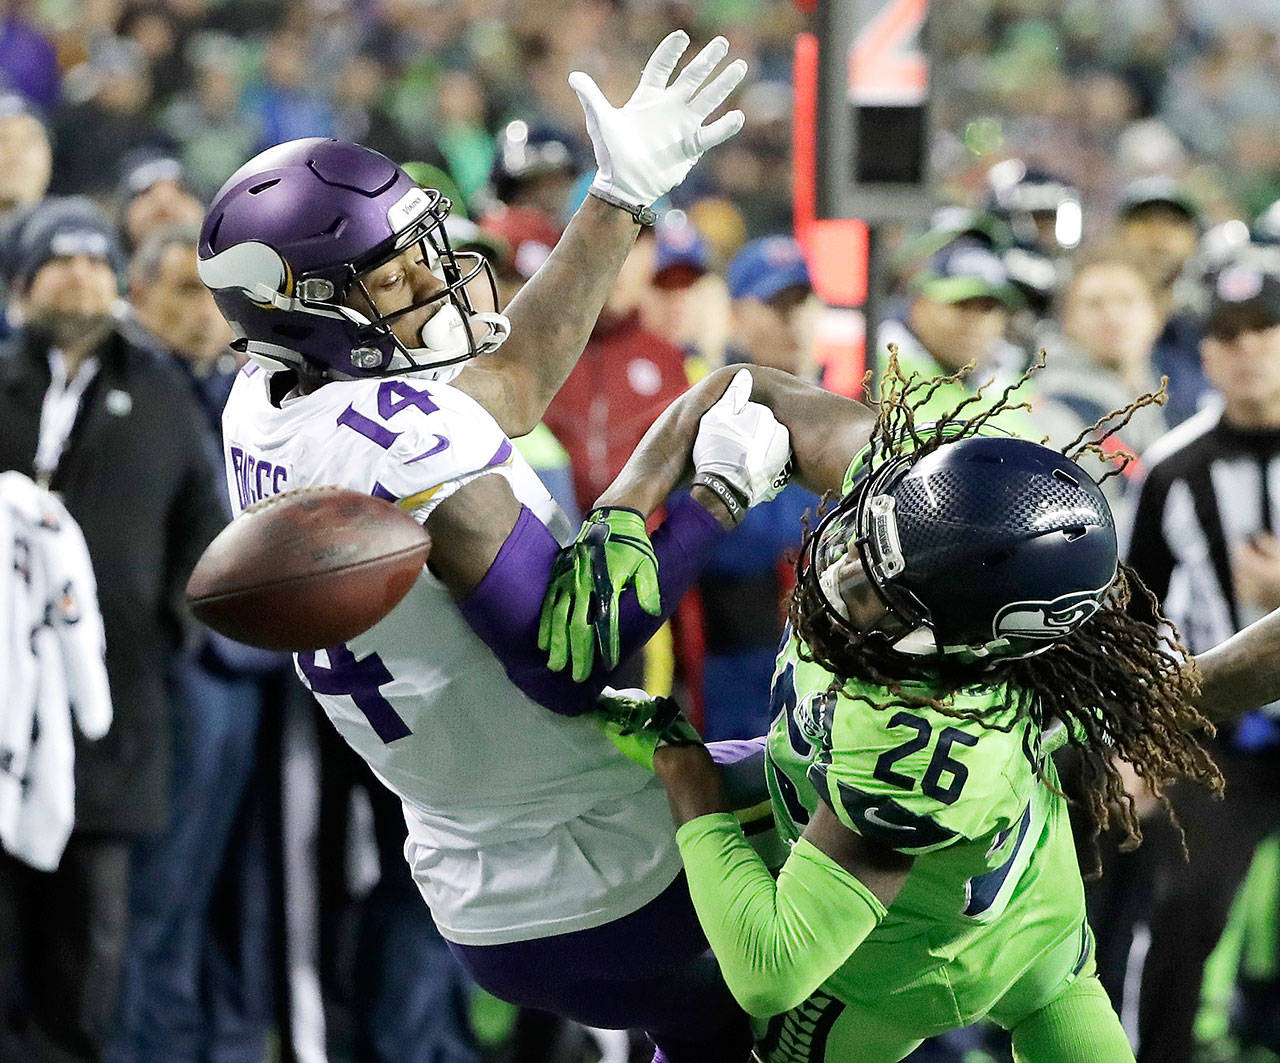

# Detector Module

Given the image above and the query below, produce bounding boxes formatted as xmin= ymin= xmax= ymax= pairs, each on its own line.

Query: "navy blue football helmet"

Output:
xmin=799 ymin=432 xmax=1118 ymax=676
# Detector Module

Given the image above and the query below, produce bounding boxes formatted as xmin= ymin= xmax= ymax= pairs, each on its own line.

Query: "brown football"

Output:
xmin=186 ymin=486 xmax=430 ymax=651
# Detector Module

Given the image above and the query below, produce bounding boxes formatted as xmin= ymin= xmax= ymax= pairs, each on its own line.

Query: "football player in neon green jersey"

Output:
xmin=610 ymin=370 xmax=1225 ymax=1063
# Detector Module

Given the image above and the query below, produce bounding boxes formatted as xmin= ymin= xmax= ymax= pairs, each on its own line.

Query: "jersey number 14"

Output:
xmin=298 ymin=645 xmax=411 ymax=743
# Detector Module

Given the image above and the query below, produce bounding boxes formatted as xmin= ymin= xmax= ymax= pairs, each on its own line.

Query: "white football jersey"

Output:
xmin=221 ymin=364 xmax=681 ymax=944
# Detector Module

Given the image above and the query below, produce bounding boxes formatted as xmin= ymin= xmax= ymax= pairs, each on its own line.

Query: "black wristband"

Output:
xmin=587 ymin=187 xmax=658 ymax=226
xmin=692 ymin=471 xmax=747 ymax=526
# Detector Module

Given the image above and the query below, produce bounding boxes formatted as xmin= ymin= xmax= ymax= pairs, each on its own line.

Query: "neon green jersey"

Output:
xmin=764 ymin=634 xmax=1091 ymax=1029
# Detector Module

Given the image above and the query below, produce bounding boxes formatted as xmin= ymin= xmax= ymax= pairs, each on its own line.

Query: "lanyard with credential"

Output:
xmin=34 ymin=350 xmax=99 ymax=490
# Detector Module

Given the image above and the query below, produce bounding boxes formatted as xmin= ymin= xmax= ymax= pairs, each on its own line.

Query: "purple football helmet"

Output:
xmin=197 ymin=138 xmax=510 ymax=378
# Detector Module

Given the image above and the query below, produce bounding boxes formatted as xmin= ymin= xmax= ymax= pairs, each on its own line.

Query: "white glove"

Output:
xmin=693 ymin=369 xmax=792 ymax=515
xmin=570 ymin=31 xmax=747 ymax=216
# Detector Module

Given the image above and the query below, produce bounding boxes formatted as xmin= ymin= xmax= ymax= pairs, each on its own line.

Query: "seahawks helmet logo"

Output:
xmin=992 ymin=589 xmax=1103 ymax=641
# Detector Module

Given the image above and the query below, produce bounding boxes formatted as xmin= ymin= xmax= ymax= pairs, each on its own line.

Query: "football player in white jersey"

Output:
xmin=196 ymin=33 xmax=881 ymax=1063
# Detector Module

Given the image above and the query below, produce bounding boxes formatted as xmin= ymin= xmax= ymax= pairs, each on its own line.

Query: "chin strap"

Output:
xmin=233 ymin=338 xmax=302 ymax=374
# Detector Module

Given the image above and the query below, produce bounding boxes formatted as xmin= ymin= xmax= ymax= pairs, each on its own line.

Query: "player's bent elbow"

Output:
xmin=719 ymin=956 xmax=818 ymax=1018
xmin=499 ymin=405 xmax=543 ymax=441
xmin=456 ymin=362 xmax=546 ymax=439
xmin=729 ymin=977 xmax=812 ymax=1020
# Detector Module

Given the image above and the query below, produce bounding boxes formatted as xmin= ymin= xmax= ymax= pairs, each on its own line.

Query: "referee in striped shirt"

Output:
xmin=1118 ymin=261 xmax=1280 ymax=1063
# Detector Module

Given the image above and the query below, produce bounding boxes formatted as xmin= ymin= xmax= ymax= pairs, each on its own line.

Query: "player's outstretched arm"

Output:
xmin=652 ymin=743 xmax=911 ymax=1017
xmin=426 ymin=469 xmax=733 ymax=715
xmin=537 ymin=366 xmax=874 ymax=676
xmin=1193 ymin=607 xmax=1280 ymax=722
xmin=454 ymin=33 xmax=748 ymax=436
xmin=540 ymin=369 xmax=794 ymax=678
xmin=598 ymin=364 xmax=875 ymax=518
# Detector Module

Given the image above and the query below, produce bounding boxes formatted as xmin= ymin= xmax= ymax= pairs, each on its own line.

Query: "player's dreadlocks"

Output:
xmin=788 ymin=349 xmax=1223 ymax=873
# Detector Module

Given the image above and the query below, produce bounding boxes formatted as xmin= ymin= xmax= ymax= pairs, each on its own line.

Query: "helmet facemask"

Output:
xmin=202 ymin=180 xmax=512 ymax=380
xmin=800 ymin=458 xmax=942 ymax=682
xmin=326 ymin=188 xmax=511 ymax=378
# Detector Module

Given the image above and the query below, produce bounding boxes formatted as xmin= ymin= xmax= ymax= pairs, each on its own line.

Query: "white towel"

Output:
xmin=0 ymin=471 xmax=112 ymax=870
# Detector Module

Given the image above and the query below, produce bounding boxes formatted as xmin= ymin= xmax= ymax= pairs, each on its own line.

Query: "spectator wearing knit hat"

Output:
xmin=0 ymin=197 xmax=225 ymax=1062
xmin=6 ymin=198 xmax=128 ymax=319
xmin=116 ymin=149 xmax=204 ymax=254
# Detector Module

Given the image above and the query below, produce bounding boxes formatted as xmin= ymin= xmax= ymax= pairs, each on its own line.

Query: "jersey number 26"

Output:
xmin=873 ymin=711 xmax=977 ymax=806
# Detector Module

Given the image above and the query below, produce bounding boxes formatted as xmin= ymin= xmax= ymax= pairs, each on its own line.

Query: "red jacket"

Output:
xmin=544 ymin=310 xmax=691 ymax=510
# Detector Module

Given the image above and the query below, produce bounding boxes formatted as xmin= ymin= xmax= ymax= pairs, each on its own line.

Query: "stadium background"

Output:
xmin=4 ymin=0 xmax=1280 ymax=1061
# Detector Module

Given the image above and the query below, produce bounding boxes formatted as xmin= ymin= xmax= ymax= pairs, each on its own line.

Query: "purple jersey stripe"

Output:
xmin=486 ymin=439 xmax=513 ymax=468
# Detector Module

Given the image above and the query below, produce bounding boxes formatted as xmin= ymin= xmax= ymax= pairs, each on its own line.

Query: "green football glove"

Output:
xmin=593 ymin=687 xmax=703 ymax=771
xmin=538 ymin=507 xmax=662 ymax=681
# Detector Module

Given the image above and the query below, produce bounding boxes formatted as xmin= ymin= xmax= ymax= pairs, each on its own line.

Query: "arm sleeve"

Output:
xmin=458 ymin=491 xmax=726 ymax=715
xmin=675 ymin=812 xmax=887 ymax=1017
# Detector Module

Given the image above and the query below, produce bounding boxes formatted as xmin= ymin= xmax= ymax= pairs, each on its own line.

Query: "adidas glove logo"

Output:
xmin=771 ymin=459 xmax=794 ymax=492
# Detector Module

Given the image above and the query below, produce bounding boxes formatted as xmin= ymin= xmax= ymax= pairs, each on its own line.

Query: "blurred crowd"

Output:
xmin=3 ymin=0 xmax=1280 ymax=1062
xmin=7 ymin=1 xmax=1280 ymax=238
